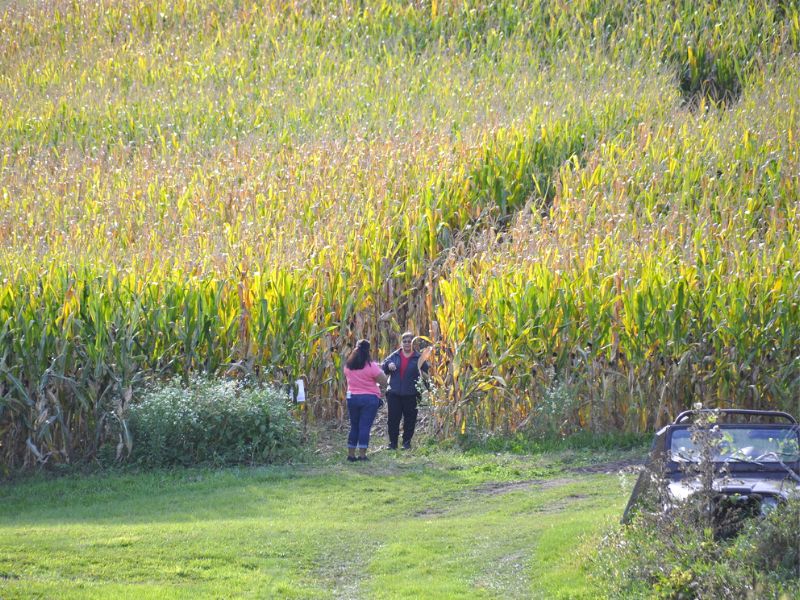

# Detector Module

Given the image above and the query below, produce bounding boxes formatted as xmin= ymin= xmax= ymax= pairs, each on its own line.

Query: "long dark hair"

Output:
xmin=345 ymin=339 xmax=371 ymax=370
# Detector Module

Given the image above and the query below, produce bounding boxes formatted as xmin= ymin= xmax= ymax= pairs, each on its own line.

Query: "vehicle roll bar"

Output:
xmin=673 ymin=409 xmax=797 ymax=424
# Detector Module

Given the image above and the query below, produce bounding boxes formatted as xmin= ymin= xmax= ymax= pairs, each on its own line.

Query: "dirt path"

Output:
xmin=568 ymin=457 xmax=644 ymax=475
xmin=469 ymin=458 xmax=644 ymax=497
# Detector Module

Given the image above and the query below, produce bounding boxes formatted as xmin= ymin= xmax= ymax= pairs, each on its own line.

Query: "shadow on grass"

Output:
xmin=0 ymin=451 xmax=547 ymax=526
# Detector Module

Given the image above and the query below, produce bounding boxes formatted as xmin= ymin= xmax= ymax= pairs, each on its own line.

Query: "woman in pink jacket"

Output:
xmin=343 ymin=339 xmax=388 ymax=462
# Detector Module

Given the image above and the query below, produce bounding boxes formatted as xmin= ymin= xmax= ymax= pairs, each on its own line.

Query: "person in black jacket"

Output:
xmin=381 ymin=331 xmax=430 ymax=450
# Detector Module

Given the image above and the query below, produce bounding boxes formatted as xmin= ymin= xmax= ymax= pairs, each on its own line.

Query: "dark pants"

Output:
xmin=387 ymin=393 xmax=418 ymax=446
xmin=347 ymin=394 xmax=380 ymax=449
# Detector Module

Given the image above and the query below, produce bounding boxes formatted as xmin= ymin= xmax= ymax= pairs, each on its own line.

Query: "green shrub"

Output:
xmin=594 ymin=497 xmax=800 ymax=598
xmin=594 ymin=416 xmax=800 ymax=600
xmin=738 ymin=496 xmax=800 ymax=579
xmin=126 ymin=377 xmax=301 ymax=467
xmin=461 ymin=429 xmax=649 ymax=455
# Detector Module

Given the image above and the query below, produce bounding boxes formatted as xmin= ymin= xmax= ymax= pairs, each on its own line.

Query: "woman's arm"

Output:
xmin=376 ymin=371 xmax=388 ymax=396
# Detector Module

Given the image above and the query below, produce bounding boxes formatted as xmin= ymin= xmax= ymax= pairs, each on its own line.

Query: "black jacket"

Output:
xmin=381 ymin=349 xmax=429 ymax=396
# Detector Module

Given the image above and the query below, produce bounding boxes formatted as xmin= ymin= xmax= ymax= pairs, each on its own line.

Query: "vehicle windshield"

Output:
xmin=670 ymin=426 xmax=800 ymax=463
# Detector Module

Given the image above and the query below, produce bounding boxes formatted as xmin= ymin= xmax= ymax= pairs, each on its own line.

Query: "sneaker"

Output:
xmin=387 ymin=443 xmax=398 ymax=450
xmin=402 ymin=441 xmax=411 ymax=450
xmin=357 ymin=456 xmax=370 ymax=462
xmin=347 ymin=456 xmax=358 ymax=462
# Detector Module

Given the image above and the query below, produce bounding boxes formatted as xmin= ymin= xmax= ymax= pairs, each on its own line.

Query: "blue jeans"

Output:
xmin=347 ymin=394 xmax=380 ymax=449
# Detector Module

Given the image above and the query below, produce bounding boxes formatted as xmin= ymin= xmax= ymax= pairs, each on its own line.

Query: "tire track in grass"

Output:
xmin=412 ymin=457 xmax=642 ymax=519
xmin=314 ymin=538 xmax=384 ymax=600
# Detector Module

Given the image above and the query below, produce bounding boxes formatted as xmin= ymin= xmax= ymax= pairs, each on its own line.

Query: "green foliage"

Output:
xmin=740 ymin=495 xmax=800 ymax=578
xmin=462 ymin=429 xmax=648 ymax=455
xmin=595 ymin=498 xmax=800 ymax=599
xmin=126 ymin=377 xmax=301 ymax=467
xmin=429 ymin=63 xmax=800 ymax=433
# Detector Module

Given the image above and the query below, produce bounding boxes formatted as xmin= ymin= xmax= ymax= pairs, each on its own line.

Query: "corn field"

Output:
xmin=1 ymin=0 xmax=799 ymax=469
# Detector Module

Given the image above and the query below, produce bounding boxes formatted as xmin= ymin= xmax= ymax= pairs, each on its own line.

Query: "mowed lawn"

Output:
xmin=0 ymin=448 xmax=640 ymax=599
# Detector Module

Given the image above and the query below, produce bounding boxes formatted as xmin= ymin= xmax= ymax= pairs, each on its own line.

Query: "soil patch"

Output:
xmin=475 ymin=477 xmax=575 ymax=496
xmin=568 ymin=458 xmax=644 ymax=475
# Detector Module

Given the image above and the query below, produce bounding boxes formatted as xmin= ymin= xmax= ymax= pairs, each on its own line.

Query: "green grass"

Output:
xmin=0 ymin=445 xmax=642 ymax=599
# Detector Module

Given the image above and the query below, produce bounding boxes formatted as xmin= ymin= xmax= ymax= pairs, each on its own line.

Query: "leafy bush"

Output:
xmin=594 ymin=497 xmax=800 ymax=599
xmin=739 ymin=496 xmax=800 ymax=579
xmin=126 ymin=377 xmax=301 ymax=467
xmin=592 ymin=409 xmax=800 ymax=598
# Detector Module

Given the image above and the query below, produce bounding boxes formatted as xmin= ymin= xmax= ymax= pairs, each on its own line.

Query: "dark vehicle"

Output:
xmin=622 ymin=409 xmax=800 ymax=527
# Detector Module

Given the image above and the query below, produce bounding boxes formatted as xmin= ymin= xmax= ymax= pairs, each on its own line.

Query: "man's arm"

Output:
xmin=381 ymin=352 xmax=397 ymax=373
